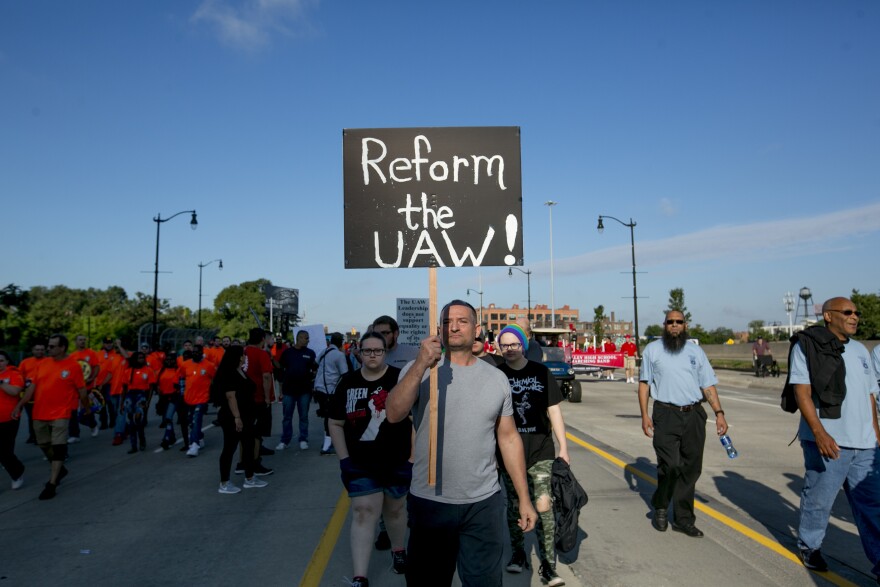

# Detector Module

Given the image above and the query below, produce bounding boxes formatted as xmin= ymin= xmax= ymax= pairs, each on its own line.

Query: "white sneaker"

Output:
xmin=299 ymin=441 xmax=309 ymax=450
xmin=186 ymin=443 xmax=200 ymax=457
xmin=67 ymin=437 xmax=81 ymax=444
xmin=218 ymin=482 xmax=241 ymax=494
xmin=243 ymin=477 xmax=268 ymax=489
xmin=275 ymin=442 xmax=287 ymax=451
xmin=91 ymin=426 xmax=100 ymax=438
xmin=11 ymin=476 xmax=24 ymax=490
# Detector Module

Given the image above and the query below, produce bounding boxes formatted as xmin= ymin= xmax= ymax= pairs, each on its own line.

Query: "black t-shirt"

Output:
xmin=213 ymin=369 xmax=256 ymax=423
xmin=279 ymin=346 xmax=317 ymax=396
xmin=328 ymin=366 xmax=411 ymax=470
xmin=497 ymin=360 xmax=563 ymax=468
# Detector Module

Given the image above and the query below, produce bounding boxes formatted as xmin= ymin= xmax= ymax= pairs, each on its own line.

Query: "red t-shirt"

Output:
xmin=243 ymin=346 xmax=273 ymax=404
xmin=0 ymin=366 xmax=25 ymax=423
xmin=32 ymin=357 xmax=86 ymax=421
xmin=123 ymin=366 xmax=157 ymax=392
xmin=620 ymin=341 xmax=637 ymax=357
xmin=157 ymin=368 xmax=179 ymax=395
xmin=19 ymin=356 xmax=45 ymax=386
xmin=177 ymin=359 xmax=216 ymax=406
xmin=603 ymin=342 xmax=617 ymax=353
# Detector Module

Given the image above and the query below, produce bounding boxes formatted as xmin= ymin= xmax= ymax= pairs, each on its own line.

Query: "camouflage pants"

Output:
xmin=501 ymin=459 xmax=556 ymax=563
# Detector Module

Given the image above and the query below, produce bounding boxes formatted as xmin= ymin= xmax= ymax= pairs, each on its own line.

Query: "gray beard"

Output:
xmin=662 ymin=330 xmax=688 ymax=353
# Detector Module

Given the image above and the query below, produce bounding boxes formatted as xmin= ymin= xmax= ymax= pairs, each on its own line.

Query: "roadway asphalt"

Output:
xmin=1 ymin=370 xmax=877 ymax=587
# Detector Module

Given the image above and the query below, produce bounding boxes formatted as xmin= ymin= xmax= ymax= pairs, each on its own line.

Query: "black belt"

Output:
xmin=654 ymin=400 xmax=702 ymax=412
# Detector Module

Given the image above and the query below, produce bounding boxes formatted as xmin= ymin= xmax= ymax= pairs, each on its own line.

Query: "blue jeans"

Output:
xmin=281 ymin=394 xmax=311 ymax=444
xmin=798 ymin=441 xmax=880 ymax=574
xmin=188 ymin=403 xmax=207 ymax=446
xmin=110 ymin=395 xmax=126 ymax=436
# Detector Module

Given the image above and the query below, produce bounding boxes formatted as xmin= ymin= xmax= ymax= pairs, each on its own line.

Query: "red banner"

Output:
xmin=571 ymin=351 xmax=624 ymax=368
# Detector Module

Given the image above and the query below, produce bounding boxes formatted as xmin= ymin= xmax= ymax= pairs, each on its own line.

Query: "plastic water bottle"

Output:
xmin=720 ymin=434 xmax=738 ymax=459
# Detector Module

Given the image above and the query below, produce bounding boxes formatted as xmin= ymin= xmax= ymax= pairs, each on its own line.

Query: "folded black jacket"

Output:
xmin=782 ymin=325 xmax=846 ymax=419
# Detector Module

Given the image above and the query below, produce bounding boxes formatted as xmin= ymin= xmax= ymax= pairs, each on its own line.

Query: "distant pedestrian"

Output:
xmin=241 ymin=328 xmax=274 ymax=475
xmin=638 ymin=311 xmax=728 ymax=537
xmin=18 ymin=341 xmax=47 ymax=443
xmin=276 ymin=330 xmax=317 ymax=451
xmin=329 ymin=332 xmax=411 ymax=586
xmin=314 ymin=332 xmax=349 ymax=454
xmin=516 ymin=317 xmax=544 ymax=363
xmin=620 ymin=334 xmax=638 ymax=384
xmin=0 ymin=351 xmax=26 ymax=490
xmin=212 ymin=345 xmax=266 ymax=494
xmin=372 ymin=316 xmax=419 ymax=369
xmin=13 ymin=334 xmax=90 ymax=500
xmin=178 ymin=344 xmax=216 ymax=457
xmin=121 ymin=351 xmax=157 ymax=453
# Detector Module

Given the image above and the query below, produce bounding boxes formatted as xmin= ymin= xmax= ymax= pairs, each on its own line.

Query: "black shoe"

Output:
xmin=253 ymin=464 xmax=274 ymax=476
xmin=38 ymin=482 xmax=57 ymax=500
xmin=374 ymin=529 xmax=391 ymax=551
xmin=651 ymin=508 xmax=668 ymax=532
xmin=800 ymin=548 xmax=828 ymax=572
xmin=505 ymin=549 xmax=527 ymax=573
xmin=538 ymin=560 xmax=565 ymax=586
xmin=259 ymin=444 xmax=275 ymax=456
xmin=127 ymin=447 xmax=138 ymax=454
xmin=391 ymin=549 xmax=407 ymax=575
xmin=320 ymin=446 xmax=336 ymax=456
xmin=671 ymin=523 xmax=704 ymax=537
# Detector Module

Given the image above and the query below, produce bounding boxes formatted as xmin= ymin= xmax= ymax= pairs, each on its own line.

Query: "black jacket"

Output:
xmin=781 ymin=325 xmax=846 ymax=419
xmin=551 ymin=457 xmax=588 ymax=553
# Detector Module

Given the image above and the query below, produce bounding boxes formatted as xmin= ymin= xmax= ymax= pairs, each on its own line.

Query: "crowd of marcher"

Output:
xmin=2 ymin=294 xmax=878 ymax=587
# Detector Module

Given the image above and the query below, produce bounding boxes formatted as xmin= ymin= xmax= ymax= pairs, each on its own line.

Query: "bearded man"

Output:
xmin=637 ymin=311 xmax=729 ymax=538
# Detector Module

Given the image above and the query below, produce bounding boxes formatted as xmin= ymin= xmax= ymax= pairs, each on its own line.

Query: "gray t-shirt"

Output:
xmin=385 ymin=343 xmax=419 ymax=370
xmin=401 ymin=356 xmax=513 ymax=504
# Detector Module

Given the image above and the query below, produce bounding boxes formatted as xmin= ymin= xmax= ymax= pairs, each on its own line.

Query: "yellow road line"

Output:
xmin=299 ymin=490 xmax=351 ymax=587
xmin=565 ymin=431 xmax=860 ymax=587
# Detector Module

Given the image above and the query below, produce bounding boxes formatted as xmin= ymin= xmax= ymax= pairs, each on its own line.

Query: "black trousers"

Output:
xmin=0 ymin=419 xmax=25 ymax=481
xmin=651 ymin=402 xmax=707 ymax=525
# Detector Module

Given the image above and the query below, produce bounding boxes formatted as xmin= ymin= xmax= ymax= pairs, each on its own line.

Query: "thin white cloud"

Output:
xmin=551 ymin=201 xmax=880 ymax=276
xmin=658 ymin=197 xmax=677 ymax=216
xmin=191 ymin=0 xmax=313 ymax=50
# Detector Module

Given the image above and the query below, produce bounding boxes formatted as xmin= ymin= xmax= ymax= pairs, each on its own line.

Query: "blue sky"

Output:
xmin=2 ymin=0 xmax=879 ymax=335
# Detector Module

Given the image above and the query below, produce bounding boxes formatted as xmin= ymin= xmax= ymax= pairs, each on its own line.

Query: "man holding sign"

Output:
xmin=386 ymin=299 xmax=536 ymax=587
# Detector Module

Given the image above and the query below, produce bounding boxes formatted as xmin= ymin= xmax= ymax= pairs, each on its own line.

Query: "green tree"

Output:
xmin=708 ymin=326 xmax=736 ymax=344
xmin=592 ymin=305 xmax=607 ymax=341
xmin=852 ymin=289 xmax=880 ymax=339
xmin=644 ymin=324 xmax=663 ymax=338
xmin=747 ymin=320 xmax=770 ymax=341
xmin=666 ymin=288 xmax=692 ymax=324
xmin=214 ymin=279 xmax=271 ymax=339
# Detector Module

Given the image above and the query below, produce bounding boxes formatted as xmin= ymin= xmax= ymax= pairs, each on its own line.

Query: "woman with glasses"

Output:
xmin=328 ymin=332 xmax=412 ymax=587
xmin=0 ymin=351 xmax=26 ymax=489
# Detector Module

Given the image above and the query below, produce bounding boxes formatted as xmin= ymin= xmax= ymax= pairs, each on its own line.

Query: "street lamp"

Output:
xmin=783 ymin=291 xmax=795 ymax=336
xmin=152 ymin=210 xmax=197 ymax=347
xmin=545 ymin=200 xmax=557 ymax=327
xmin=597 ymin=214 xmax=640 ymax=356
xmin=197 ymin=259 xmax=223 ymax=330
xmin=508 ymin=267 xmax=532 ymax=323
xmin=466 ymin=288 xmax=484 ymax=327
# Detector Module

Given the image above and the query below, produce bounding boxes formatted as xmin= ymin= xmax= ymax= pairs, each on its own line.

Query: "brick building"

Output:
xmin=481 ymin=303 xmax=580 ymax=335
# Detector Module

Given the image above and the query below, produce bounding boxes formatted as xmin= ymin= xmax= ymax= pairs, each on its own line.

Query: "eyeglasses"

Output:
xmin=827 ymin=309 xmax=861 ymax=317
xmin=665 ymin=320 xmax=685 ymax=325
xmin=361 ymin=348 xmax=386 ymax=356
xmin=499 ymin=343 xmax=523 ymax=351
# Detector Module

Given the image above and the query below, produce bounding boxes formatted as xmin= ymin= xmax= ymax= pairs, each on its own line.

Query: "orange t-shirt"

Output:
xmin=146 ymin=351 xmax=165 ymax=373
xmin=177 ymin=359 xmax=216 ymax=406
xmin=70 ymin=348 xmax=101 ymax=384
xmin=95 ymin=350 xmax=122 ymax=388
xmin=204 ymin=347 xmax=225 ymax=366
xmin=32 ymin=357 xmax=86 ymax=421
xmin=157 ymin=368 xmax=179 ymax=395
xmin=123 ymin=366 xmax=157 ymax=392
xmin=0 ymin=366 xmax=25 ymax=423
xmin=19 ymin=356 xmax=46 ymax=386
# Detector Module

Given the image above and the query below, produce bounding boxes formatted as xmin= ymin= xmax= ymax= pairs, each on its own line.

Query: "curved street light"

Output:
xmin=597 ymin=214 xmax=640 ymax=355
xmin=466 ymin=288 xmax=484 ymax=327
xmin=508 ymin=266 xmax=532 ymax=322
xmin=198 ymin=259 xmax=223 ymax=329
xmin=152 ymin=210 xmax=197 ymax=347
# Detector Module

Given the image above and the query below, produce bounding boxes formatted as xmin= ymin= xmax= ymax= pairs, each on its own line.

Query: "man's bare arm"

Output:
xmin=794 ymin=383 xmax=839 ymax=459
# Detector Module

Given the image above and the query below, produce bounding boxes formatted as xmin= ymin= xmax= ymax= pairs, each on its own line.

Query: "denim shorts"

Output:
xmin=340 ymin=458 xmax=413 ymax=499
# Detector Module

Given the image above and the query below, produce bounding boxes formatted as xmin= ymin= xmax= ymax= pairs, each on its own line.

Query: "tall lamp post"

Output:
xmin=152 ymin=210 xmax=198 ymax=347
xmin=508 ymin=267 xmax=532 ymax=323
xmin=597 ymin=214 xmax=640 ymax=355
xmin=545 ymin=200 xmax=557 ymax=327
xmin=466 ymin=288 xmax=484 ymax=327
xmin=197 ymin=259 xmax=223 ymax=329
xmin=783 ymin=291 xmax=795 ymax=336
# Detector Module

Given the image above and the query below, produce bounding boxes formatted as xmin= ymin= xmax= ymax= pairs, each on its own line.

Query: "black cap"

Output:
xmin=103 ymin=336 xmax=114 ymax=344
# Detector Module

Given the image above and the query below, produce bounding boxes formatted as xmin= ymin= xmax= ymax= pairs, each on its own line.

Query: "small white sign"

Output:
xmin=396 ymin=298 xmax=429 ymax=346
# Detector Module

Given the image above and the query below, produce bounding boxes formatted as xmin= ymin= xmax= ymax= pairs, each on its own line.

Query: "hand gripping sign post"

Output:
xmin=343 ymin=127 xmax=523 ymax=485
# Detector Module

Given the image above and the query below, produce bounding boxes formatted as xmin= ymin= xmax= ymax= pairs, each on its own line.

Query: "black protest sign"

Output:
xmin=342 ymin=127 xmax=522 ymax=269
